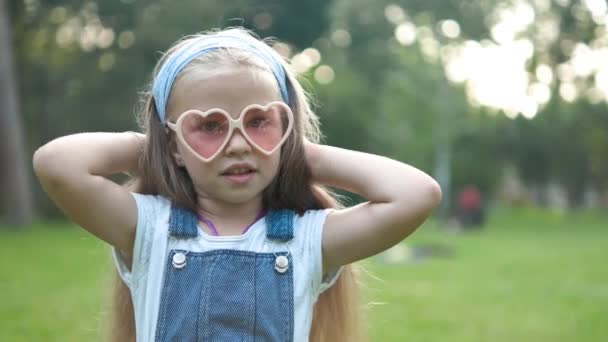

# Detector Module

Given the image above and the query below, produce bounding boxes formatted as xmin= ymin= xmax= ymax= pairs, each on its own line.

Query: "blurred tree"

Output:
xmin=313 ymin=0 xmax=494 ymax=217
xmin=226 ymin=0 xmax=331 ymax=48
xmin=0 ymin=0 xmax=33 ymax=226
xmin=10 ymin=0 xmax=608 ymax=217
xmin=314 ymin=0 xmax=608 ymax=209
xmin=10 ymin=0 xmax=334 ymax=217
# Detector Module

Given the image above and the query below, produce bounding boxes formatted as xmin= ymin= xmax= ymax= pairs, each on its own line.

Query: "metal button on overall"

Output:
xmin=172 ymin=252 xmax=186 ymax=269
xmin=275 ymin=255 xmax=289 ymax=273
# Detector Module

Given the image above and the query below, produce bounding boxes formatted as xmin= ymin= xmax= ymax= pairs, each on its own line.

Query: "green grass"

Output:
xmin=364 ymin=207 xmax=608 ymax=341
xmin=1 ymin=208 xmax=607 ymax=341
xmin=0 ymin=221 xmax=111 ymax=341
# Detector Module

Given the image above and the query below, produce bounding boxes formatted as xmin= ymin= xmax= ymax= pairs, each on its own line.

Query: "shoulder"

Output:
xmin=293 ymin=208 xmax=334 ymax=230
xmin=291 ymin=208 xmax=334 ymax=251
xmin=131 ymin=192 xmax=172 ymax=209
xmin=130 ymin=193 xmax=172 ymax=223
xmin=112 ymin=193 xmax=172 ymax=287
xmin=291 ymin=208 xmax=340 ymax=296
xmin=129 ymin=193 xmax=173 ymax=252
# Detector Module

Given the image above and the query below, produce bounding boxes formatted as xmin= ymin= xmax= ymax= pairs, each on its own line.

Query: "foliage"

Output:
xmin=6 ymin=0 xmax=608 ymax=218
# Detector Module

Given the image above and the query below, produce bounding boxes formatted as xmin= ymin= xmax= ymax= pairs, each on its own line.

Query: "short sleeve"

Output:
xmin=112 ymin=193 xmax=165 ymax=290
xmin=297 ymin=208 xmax=343 ymax=299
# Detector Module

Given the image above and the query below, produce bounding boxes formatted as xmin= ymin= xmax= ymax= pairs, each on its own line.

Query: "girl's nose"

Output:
xmin=224 ymin=129 xmax=252 ymax=156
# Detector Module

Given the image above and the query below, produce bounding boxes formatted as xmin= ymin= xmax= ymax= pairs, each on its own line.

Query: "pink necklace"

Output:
xmin=196 ymin=209 xmax=267 ymax=236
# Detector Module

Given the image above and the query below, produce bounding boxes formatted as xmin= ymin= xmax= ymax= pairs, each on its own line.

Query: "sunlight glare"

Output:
xmin=314 ymin=65 xmax=335 ymax=84
xmin=583 ymin=0 xmax=607 ymax=17
xmin=395 ymin=23 xmax=417 ymax=46
xmin=439 ymin=20 xmax=461 ymax=39
xmin=559 ymin=83 xmax=578 ymax=102
xmin=571 ymin=43 xmax=596 ymax=77
xmin=291 ymin=53 xmax=313 ymax=73
xmin=302 ymin=48 xmax=321 ymax=67
xmin=557 ymin=63 xmax=576 ymax=82
xmin=530 ymin=83 xmax=552 ymax=104
xmin=117 ymin=31 xmax=135 ymax=49
xmin=594 ymin=67 xmax=608 ymax=98
xmin=519 ymin=96 xmax=538 ymax=119
xmin=331 ymin=29 xmax=352 ymax=48
xmin=442 ymin=38 xmax=540 ymax=118
xmin=385 ymin=4 xmax=406 ymax=25
xmin=536 ymin=64 xmax=554 ymax=84
xmin=272 ymin=42 xmax=292 ymax=58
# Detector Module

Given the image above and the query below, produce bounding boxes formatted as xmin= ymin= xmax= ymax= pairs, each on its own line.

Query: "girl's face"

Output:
xmin=167 ymin=65 xmax=284 ymax=205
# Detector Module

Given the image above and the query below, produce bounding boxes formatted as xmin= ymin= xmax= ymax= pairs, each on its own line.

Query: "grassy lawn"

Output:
xmin=1 ymin=207 xmax=607 ymax=341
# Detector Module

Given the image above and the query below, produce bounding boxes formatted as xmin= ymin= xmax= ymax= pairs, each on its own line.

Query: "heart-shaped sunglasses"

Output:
xmin=166 ymin=101 xmax=294 ymax=162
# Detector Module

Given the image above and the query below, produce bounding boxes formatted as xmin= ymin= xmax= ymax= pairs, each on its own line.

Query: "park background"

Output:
xmin=0 ymin=0 xmax=607 ymax=341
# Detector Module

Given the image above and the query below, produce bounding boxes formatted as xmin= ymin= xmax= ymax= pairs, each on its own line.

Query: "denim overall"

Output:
xmin=154 ymin=205 xmax=295 ymax=342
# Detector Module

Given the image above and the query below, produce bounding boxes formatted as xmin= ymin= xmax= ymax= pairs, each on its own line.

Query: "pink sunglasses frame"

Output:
xmin=166 ymin=101 xmax=294 ymax=162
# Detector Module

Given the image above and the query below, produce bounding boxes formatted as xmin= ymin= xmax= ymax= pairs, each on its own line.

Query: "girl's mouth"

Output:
xmin=222 ymin=170 xmax=256 ymax=185
xmin=220 ymin=162 xmax=257 ymax=185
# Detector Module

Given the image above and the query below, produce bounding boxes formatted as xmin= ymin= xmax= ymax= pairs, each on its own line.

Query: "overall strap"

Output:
xmin=168 ymin=205 xmax=198 ymax=238
xmin=168 ymin=204 xmax=295 ymax=241
xmin=265 ymin=209 xmax=295 ymax=242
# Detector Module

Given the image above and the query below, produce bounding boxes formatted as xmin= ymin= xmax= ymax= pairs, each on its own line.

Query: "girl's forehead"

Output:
xmin=167 ymin=67 xmax=282 ymax=119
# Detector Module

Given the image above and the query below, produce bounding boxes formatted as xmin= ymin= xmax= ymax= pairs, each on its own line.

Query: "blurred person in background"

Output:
xmin=457 ymin=184 xmax=484 ymax=229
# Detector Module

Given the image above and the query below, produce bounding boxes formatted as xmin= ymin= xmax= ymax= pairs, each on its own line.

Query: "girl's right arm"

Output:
xmin=33 ymin=132 xmax=143 ymax=256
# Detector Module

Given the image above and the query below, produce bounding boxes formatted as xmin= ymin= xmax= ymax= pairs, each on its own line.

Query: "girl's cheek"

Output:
xmin=182 ymin=159 xmax=213 ymax=183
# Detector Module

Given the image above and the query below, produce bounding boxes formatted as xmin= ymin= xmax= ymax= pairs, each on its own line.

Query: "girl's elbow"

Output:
xmin=395 ymin=176 xmax=442 ymax=214
xmin=414 ymin=181 xmax=441 ymax=228
xmin=395 ymin=179 xmax=441 ymax=225
xmin=33 ymin=144 xmax=65 ymax=182
xmin=33 ymin=145 xmax=52 ymax=177
xmin=410 ymin=175 xmax=442 ymax=210
xmin=427 ymin=178 xmax=443 ymax=209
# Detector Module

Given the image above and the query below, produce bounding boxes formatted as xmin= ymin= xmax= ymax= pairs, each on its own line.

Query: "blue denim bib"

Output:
xmin=154 ymin=205 xmax=295 ymax=342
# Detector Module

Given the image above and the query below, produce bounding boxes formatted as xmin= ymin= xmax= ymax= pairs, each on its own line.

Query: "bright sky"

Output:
xmin=388 ymin=0 xmax=608 ymax=119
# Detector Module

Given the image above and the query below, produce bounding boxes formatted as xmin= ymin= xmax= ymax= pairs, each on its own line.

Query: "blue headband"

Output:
xmin=152 ymin=32 xmax=290 ymax=122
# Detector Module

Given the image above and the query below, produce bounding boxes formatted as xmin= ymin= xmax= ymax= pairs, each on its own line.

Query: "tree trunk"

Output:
xmin=433 ymin=82 xmax=453 ymax=220
xmin=0 ymin=0 xmax=34 ymax=226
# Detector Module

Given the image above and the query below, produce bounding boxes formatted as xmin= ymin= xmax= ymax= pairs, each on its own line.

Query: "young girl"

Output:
xmin=33 ymin=28 xmax=441 ymax=342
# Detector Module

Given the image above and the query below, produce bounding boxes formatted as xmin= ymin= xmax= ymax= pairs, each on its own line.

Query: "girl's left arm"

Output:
xmin=305 ymin=142 xmax=442 ymax=272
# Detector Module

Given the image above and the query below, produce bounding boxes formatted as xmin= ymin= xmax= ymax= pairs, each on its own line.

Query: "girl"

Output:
xmin=33 ymin=28 xmax=441 ymax=342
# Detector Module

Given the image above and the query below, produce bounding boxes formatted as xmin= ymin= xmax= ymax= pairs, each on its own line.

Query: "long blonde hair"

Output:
xmin=107 ymin=28 xmax=363 ymax=342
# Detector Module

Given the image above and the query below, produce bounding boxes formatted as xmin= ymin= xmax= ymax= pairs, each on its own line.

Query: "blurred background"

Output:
xmin=0 ymin=0 xmax=607 ymax=341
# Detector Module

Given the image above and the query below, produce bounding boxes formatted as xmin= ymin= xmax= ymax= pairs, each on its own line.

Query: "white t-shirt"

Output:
xmin=113 ymin=193 xmax=341 ymax=342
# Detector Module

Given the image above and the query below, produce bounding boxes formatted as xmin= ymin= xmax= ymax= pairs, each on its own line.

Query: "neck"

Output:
xmin=196 ymin=195 xmax=264 ymax=235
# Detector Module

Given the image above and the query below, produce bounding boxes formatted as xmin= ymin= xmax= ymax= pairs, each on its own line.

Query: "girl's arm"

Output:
xmin=305 ymin=142 xmax=442 ymax=272
xmin=33 ymin=132 xmax=143 ymax=254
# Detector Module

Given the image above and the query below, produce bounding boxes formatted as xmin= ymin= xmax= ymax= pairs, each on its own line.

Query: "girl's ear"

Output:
xmin=168 ymin=134 xmax=185 ymax=167
xmin=173 ymin=151 xmax=185 ymax=167
xmin=174 ymin=153 xmax=184 ymax=167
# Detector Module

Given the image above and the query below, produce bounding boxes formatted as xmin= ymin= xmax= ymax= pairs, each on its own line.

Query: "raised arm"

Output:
xmin=32 ymin=132 xmax=143 ymax=255
xmin=305 ymin=142 xmax=442 ymax=272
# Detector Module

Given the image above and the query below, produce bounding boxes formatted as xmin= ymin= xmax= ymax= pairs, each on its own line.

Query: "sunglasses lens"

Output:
xmin=242 ymin=103 xmax=291 ymax=152
xmin=181 ymin=111 xmax=229 ymax=159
